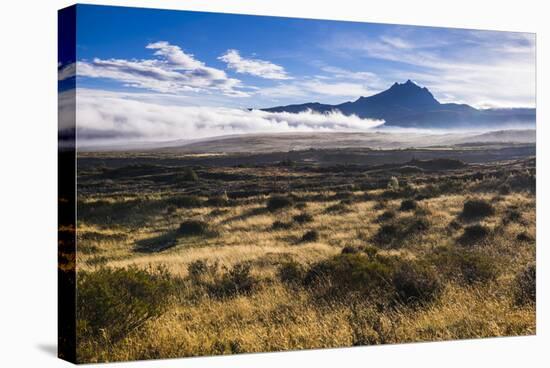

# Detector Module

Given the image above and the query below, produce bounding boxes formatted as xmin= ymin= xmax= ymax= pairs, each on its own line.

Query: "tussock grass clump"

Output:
xmin=373 ymin=216 xmax=430 ymax=248
xmin=376 ymin=209 xmax=396 ymax=222
xmin=169 ymin=194 xmax=203 ymax=208
xmin=77 ymin=266 xmax=174 ymax=345
xmin=458 ymin=224 xmax=490 ymax=246
xmin=293 ymin=212 xmax=314 ymax=224
xmin=325 ymin=202 xmax=348 ymax=213
xmin=516 ymin=231 xmax=534 ymax=242
xmin=272 ymin=220 xmax=292 ymax=230
xmin=460 ymin=199 xmax=495 ymax=220
xmin=177 ymin=219 xmax=211 ymax=237
xmin=267 ymin=195 xmax=294 ymax=212
xmin=278 ymin=260 xmax=306 ymax=285
xmin=513 ymin=264 xmax=536 ymax=306
xmin=399 ymin=199 xmax=417 ymax=211
xmin=300 ymin=230 xmax=319 ymax=243
xmin=341 ymin=246 xmax=360 ymax=254
xmin=428 ymin=247 xmax=498 ymax=285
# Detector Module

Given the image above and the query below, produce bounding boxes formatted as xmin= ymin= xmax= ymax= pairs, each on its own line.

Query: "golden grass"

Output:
xmin=75 ymin=187 xmax=536 ymax=362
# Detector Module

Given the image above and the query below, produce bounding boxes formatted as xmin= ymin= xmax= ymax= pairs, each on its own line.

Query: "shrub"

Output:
xmin=458 ymin=224 xmax=490 ymax=246
xmin=392 ymin=261 xmax=442 ymax=305
xmin=187 ymin=259 xmax=219 ymax=282
xmin=399 ymin=199 xmax=417 ymax=211
xmin=362 ymin=245 xmax=379 ymax=259
xmin=325 ymin=203 xmax=348 ymax=213
xmin=177 ymin=219 xmax=211 ymax=236
xmin=293 ymin=212 xmax=314 ymax=224
xmin=179 ymin=168 xmax=199 ymax=182
xmin=303 ymin=253 xmax=393 ymax=298
xmin=341 ymin=246 xmax=360 ymax=254
xmin=513 ymin=264 xmax=536 ymax=306
xmin=278 ymin=260 xmax=306 ymax=285
xmin=206 ymin=195 xmax=230 ymax=207
xmin=300 ymin=230 xmax=319 ymax=243
xmin=516 ymin=231 xmax=534 ymax=242
xmin=208 ymin=262 xmax=257 ymax=298
xmin=498 ymin=183 xmax=512 ymax=195
xmin=77 ymin=266 xmax=173 ymax=343
xmin=373 ymin=216 xmax=430 ymax=248
xmin=461 ymin=199 xmax=495 ymax=220
xmin=304 ymin=253 xmax=441 ymax=306
xmin=272 ymin=220 xmax=292 ymax=230
xmin=428 ymin=247 xmax=497 ymax=285
xmin=169 ymin=195 xmax=203 ymax=208
xmin=376 ymin=210 xmax=396 ymax=222
xmin=266 ymin=195 xmax=293 ymax=212
xmin=503 ymin=207 xmax=523 ymax=224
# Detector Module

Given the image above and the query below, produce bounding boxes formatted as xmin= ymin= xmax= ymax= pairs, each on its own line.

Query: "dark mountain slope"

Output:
xmin=261 ymin=80 xmax=535 ymax=128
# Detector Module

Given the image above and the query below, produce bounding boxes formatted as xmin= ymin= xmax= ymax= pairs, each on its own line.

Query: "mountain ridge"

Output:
xmin=261 ymin=80 xmax=535 ymax=128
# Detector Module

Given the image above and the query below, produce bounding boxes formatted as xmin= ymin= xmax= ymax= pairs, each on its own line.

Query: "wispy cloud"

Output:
xmin=218 ymin=49 xmax=291 ymax=80
xmin=75 ymin=41 xmax=248 ymax=97
xmin=69 ymin=89 xmax=384 ymax=146
xmin=327 ymin=30 xmax=535 ymax=107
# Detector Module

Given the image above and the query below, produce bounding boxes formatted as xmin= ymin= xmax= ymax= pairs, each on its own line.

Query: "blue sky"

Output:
xmin=68 ymin=4 xmax=535 ymax=109
xmin=59 ymin=5 xmax=535 ymax=145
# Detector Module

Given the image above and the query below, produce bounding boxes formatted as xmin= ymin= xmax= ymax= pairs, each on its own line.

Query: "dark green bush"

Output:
xmin=177 ymin=219 xmax=211 ymax=236
xmin=303 ymin=253 xmax=393 ymax=298
xmin=303 ymin=253 xmax=441 ymax=306
xmin=399 ymin=199 xmax=417 ymax=211
xmin=206 ymin=195 xmax=230 ymax=207
xmin=267 ymin=195 xmax=294 ymax=212
xmin=169 ymin=195 xmax=203 ymax=208
xmin=341 ymin=246 xmax=360 ymax=254
xmin=392 ymin=261 xmax=442 ymax=305
xmin=208 ymin=262 xmax=257 ymax=298
xmin=376 ymin=210 xmax=396 ymax=222
xmin=293 ymin=212 xmax=313 ymax=224
xmin=458 ymin=224 xmax=490 ymax=246
xmin=278 ymin=260 xmax=306 ymax=285
xmin=373 ymin=216 xmax=430 ymax=248
xmin=300 ymin=230 xmax=319 ymax=243
xmin=516 ymin=231 xmax=534 ymax=242
xmin=178 ymin=168 xmax=199 ymax=182
xmin=461 ymin=199 xmax=495 ymax=220
xmin=513 ymin=264 xmax=536 ymax=306
xmin=77 ymin=266 xmax=173 ymax=343
xmin=428 ymin=247 xmax=498 ymax=285
xmin=272 ymin=220 xmax=292 ymax=230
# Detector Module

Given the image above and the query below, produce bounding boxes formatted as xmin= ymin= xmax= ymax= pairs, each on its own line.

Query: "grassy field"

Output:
xmin=74 ymin=145 xmax=536 ymax=363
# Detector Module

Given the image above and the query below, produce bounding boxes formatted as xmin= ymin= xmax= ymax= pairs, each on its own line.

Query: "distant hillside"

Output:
xmin=261 ymin=80 xmax=535 ymax=128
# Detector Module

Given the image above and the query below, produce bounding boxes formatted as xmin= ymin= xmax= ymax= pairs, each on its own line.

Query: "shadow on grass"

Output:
xmin=134 ymin=231 xmax=178 ymax=253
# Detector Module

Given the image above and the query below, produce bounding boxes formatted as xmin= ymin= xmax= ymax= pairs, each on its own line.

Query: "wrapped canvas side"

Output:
xmin=58 ymin=4 xmax=77 ymax=364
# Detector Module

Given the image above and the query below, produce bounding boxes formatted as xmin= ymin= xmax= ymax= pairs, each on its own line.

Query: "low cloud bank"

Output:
xmin=65 ymin=89 xmax=384 ymax=146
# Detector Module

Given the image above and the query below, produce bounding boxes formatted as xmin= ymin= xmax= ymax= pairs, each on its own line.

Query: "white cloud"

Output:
xmin=329 ymin=31 xmax=535 ymax=107
xmin=71 ymin=89 xmax=384 ymax=146
xmin=58 ymin=62 xmax=76 ymax=81
xmin=218 ymin=49 xmax=291 ymax=80
xmin=257 ymin=78 xmax=376 ymax=101
xmin=76 ymin=41 xmax=248 ymax=97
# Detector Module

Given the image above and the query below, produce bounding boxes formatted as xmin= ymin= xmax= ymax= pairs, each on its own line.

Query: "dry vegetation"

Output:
xmin=75 ymin=148 xmax=536 ymax=363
